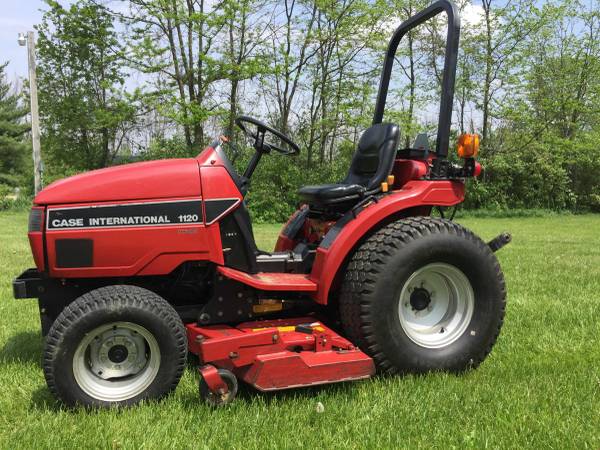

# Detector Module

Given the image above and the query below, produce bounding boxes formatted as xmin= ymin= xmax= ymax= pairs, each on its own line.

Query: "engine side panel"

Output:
xmin=199 ymin=165 xmax=243 ymax=224
xmin=41 ymin=147 xmax=247 ymax=279
xmin=44 ymin=196 xmax=226 ymax=278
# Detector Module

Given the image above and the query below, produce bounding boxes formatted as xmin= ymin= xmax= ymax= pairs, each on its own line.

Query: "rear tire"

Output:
xmin=339 ymin=217 xmax=506 ymax=373
xmin=43 ymin=285 xmax=187 ymax=407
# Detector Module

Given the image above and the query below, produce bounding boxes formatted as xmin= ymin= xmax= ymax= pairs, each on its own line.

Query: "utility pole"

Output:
xmin=19 ymin=31 xmax=43 ymax=195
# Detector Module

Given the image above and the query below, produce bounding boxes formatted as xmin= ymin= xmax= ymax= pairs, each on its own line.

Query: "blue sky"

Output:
xmin=0 ymin=0 xmax=73 ymax=82
xmin=2 ymin=0 xmax=487 ymax=81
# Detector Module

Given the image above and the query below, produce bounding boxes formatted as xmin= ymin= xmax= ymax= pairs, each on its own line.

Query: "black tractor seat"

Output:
xmin=298 ymin=123 xmax=400 ymax=207
xmin=297 ymin=183 xmax=366 ymax=204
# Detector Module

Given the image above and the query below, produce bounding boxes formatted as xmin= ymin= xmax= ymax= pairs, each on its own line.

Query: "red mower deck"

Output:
xmin=187 ymin=317 xmax=375 ymax=392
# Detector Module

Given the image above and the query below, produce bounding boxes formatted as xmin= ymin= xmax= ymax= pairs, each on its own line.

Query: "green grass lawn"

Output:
xmin=1 ymin=211 xmax=599 ymax=449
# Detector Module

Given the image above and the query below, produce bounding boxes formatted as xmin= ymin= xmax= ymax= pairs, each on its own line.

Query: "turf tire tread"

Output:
xmin=43 ymin=285 xmax=187 ymax=404
xmin=339 ymin=216 xmax=506 ymax=374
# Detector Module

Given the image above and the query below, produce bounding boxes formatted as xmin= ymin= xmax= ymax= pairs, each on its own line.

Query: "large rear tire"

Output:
xmin=339 ymin=217 xmax=506 ymax=373
xmin=43 ymin=285 xmax=187 ymax=407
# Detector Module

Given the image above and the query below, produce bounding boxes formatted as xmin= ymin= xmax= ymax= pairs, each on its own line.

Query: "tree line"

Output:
xmin=1 ymin=0 xmax=599 ymax=220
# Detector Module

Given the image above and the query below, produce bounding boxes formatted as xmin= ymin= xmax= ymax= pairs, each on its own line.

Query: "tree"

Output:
xmin=453 ymin=0 xmax=480 ymax=134
xmin=26 ymin=0 xmax=600 ymax=215
xmin=523 ymin=2 xmax=600 ymax=140
xmin=304 ymin=0 xmax=372 ymax=165
xmin=0 ymin=62 xmax=29 ymax=187
xmin=221 ymin=0 xmax=272 ymax=139
xmin=477 ymin=0 xmax=546 ymax=146
xmin=119 ymin=0 xmax=233 ymax=152
xmin=37 ymin=0 xmax=135 ymax=172
xmin=505 ymin=0 xmax=600 ymax=210
xmin=262 ymin=0 xmax=318 ymax=136
xmin=384 ymin=0 xmax=432 ymax=147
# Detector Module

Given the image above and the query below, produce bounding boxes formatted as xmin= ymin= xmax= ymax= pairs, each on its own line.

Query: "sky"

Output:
xmin=1 ymin=0 xmax=487 ymax=132
xmin=0 ymin=0 xmax=74 ymax=82
xmin=2 ymin=0 xmax=486 ymax=82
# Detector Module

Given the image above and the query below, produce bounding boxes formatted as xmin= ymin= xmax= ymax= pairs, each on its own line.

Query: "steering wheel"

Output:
xmin=235 ymin=115 xmax=300 ymax=155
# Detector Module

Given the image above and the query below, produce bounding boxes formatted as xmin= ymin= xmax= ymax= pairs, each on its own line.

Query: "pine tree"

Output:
xmin=0 ymin=62 xmax=29 ymax=187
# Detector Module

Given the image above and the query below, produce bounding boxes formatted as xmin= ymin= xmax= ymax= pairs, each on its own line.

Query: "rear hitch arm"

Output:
xmin=488 ymin=232 xmax=512 ymax=252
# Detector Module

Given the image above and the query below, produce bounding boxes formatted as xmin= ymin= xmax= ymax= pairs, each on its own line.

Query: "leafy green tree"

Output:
xmin=122 ymin=0 xmax=233 ymax=152
xmin=27 ymin=0 xmax=600 ymax=215
xmin=476 ymin=0 xmax=547 ymax=146
xmin=0 ymin=62 xmax=29 ymax=187
xmin=221 ymin=0 xmax=272 ymax=139
xmin=496 ymin=0 xmax=600 ymax=211
xmin=37 ymin=0 xmax=135 ymax=173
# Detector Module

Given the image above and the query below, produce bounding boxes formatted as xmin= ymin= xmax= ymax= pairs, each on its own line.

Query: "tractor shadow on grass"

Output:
xmin=0 ymin=331 xmax=63 ymax=410
xmin=0 ymin=330 xmax=42 ymax=365
xmin=30 ymin=386 xmax=61 ymax=410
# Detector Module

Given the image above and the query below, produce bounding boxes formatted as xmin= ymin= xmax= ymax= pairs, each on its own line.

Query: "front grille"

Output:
xmin=28 ymin=208 xmax=43 ymax=232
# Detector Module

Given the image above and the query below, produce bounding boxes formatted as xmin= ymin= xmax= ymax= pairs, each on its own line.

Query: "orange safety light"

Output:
xmin=457 ymin=133 xmax=480 ymax=158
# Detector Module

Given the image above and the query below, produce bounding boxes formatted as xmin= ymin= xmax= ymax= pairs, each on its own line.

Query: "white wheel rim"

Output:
xmin=73 ymin=322 xmax=161 ymax=402
xmin=398 ymin=263 xmax=474 ymax=349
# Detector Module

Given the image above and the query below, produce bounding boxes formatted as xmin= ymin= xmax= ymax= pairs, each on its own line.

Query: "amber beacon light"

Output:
xmin=457 ymin=133 xmax=480 ymax=158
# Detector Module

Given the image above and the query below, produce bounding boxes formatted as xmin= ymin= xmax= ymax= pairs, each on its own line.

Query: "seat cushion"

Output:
xmin=344 ymin=123 xmax=400 ymax=190
xmin=297 ymin=183 xmax=365 ymax=205
xmin=297 ymin=123 xmax=400 ymax=208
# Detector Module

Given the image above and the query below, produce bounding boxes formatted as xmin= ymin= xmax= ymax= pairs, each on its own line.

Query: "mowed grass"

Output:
xmin=1 ymin=211 xmax=599 ymax=449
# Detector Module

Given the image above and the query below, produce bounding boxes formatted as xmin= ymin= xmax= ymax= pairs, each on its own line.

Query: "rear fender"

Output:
xmin=309 ymin=180 xmax=465 ymax=304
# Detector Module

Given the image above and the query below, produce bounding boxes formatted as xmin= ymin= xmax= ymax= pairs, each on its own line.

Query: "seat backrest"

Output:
xmin=343 ymin=123 xmax=400 ymax=191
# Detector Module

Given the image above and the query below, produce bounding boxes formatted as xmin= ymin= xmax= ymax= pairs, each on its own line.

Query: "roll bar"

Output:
xmin=372 ymin=0 xmax=460 ymax=162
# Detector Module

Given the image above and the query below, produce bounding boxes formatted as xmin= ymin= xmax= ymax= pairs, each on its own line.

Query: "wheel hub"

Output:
xmin=89 ymin=327 xmax=147 ymax=379
xmin=409 ymin=287 xmax=431 ymax=311
xmin=108 ymin=344 xmax=129 ymax=364
xmin=398 ymin=263 xmax=475 ymax=349
xmin=73 ymin=321 xmax=161 ymax=402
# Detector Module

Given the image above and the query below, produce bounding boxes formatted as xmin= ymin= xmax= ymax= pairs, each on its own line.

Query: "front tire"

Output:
xmin=339 ymin=217 xmax=506 ymax=373
xmin=43 ymin=285 xmax=187 ymax=407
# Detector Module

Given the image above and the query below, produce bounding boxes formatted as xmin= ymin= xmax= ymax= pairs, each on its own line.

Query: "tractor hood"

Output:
xmin=34 ymin=159 xmax=202 ymax=205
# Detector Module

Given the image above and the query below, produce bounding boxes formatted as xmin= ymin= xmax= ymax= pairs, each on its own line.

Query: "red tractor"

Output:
xmin=13 ymin=0 xmax=509 ymax=407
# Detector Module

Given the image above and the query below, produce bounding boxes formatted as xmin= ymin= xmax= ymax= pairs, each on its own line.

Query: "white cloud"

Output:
xmin=379 ymin=1 xmax=486 ymax=36
xmin=0 ymin=17 xmax=34 ymax=31
xmin=461 ymin=3 xmax=485 ymax=28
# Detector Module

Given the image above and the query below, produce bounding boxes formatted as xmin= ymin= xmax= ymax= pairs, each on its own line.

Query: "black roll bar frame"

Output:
xmin=372 ymin=0 xmax=460 ymax=168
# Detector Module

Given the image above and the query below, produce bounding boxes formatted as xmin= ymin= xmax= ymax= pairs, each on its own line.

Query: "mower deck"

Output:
xmin=186 ymin=317 xmax=375 ymax=392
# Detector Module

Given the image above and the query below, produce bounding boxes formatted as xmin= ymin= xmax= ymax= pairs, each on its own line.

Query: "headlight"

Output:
xmin=28 ymin=207 xmax=44 ymax=232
